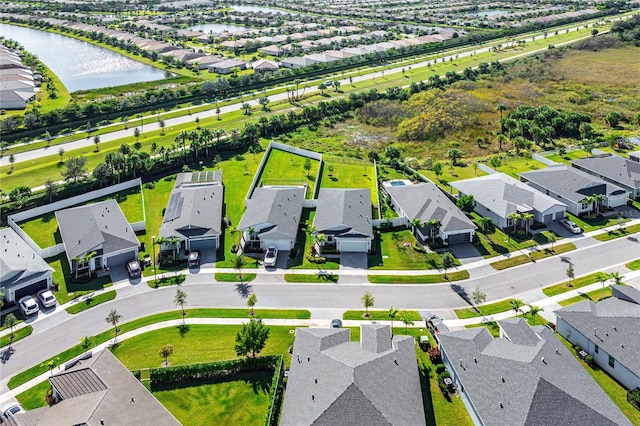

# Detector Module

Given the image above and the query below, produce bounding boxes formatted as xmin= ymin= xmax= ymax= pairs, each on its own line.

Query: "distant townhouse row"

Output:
xmin=0 ymin=44 xmax=39 ymax=109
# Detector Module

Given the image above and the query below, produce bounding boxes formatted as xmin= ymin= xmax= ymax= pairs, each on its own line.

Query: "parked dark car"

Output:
xmin=188 ymin=250 xmax=201 ymax=267
xmin=126 ymin=260 xmax=141 ymax=278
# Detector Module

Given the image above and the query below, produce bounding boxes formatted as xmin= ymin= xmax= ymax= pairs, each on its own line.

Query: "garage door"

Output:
xmin=447 ymin=233 xmax=471 ymax=245
xmin=262 ymin=239 xmax=292 ymax=251
xmin=542 ymin=214 xmax=553 ymax=224
xmin=14 ymin=279 xmax=48 ymax=301
xmin=107 ymin=251 xmax=137 ymax=268
xmin=339 ymin=240 xmax=369 ymax=252
xmin=189 ymin=238 xmax=217 ymax=251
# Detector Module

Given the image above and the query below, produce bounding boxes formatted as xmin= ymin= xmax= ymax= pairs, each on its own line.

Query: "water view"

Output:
xmin=230 ymin=4 xmax=298 ymax=14
xmin=187 ymin=22 xmax=253 ymax=33
xmin=0 ymin=23 xmax=167 ymax=92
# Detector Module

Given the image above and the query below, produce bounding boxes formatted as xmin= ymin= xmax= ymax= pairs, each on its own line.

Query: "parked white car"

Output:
xmin=37 ymin=289 xmax=57 ymax=309
xmin=560 ymin=219 xmax=582 ymax=234
xmin=18 ymin=295 xmax=39 ymax=316
xmin=264 ymin=247 xmax=278 ymax=267
xmin=1 ymin=402 xmax=24 ymax=420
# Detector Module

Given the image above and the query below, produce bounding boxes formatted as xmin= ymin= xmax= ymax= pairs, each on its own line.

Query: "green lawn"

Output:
xmin=255 ymin=148 xmax=319 ymax=197
xmin=454 ymin=298 xmax=516 ymax=319
xmin=626 ymin=259 xmax=640 ymax=271
xmin=470 ymin=213 xmax=559 ymax=258
xmin=215 ymin=273 xmax=257 ymax=282
xmin=558 ymin=287 xmax=613 ymax=307
xmin=343 ymin=310 xmax=422 ymax=321
xmin=418 ymin=164 xmax=486 ymax=189
xmin=567 ymin=212 xmax=628 ymax=233
xmin=65 ymin=291 xmax=117 ymax=314
xmin=368 ymin=270 xmax=469 ymax=284
xmin=558 ymin=335 xmax=640 ymax=424
xmin=544 ymin=150 xmax=589 ymax=165
xmin=465 ymin=313 xmax=548 ymax=337
xmin=490 ymin=242 xmax=575 ymax=270
xmin=593 ymin=223 xmax=640 ymax=241
xmin=542 ymin=272 xmax=603 ymax=297
xmin=0 ymin=325 xmax=33 ymax=348
xmin=368 ymin=228 xmax=457 ymax=270
xmin=492 ymin=157 xmax=547 ymax=179
xmin=48 ymin=253 xmax=113 ymax=304
xmin=320 ymin=156 xmax=378 ymax=216
xmin=16 ymin=380 xmax=51 ymax=410
xmin=284 ymin=273 xmax=339 ymax=283
xmin=18 ymin=185 xmax=144 ymax=249
xmin=111 ymin=324 xmax=296 ymax=370
xmin=287 ymin=209 xmax=340 ymax=270
xmin=154 ymin=371 xmax=273 ymax=425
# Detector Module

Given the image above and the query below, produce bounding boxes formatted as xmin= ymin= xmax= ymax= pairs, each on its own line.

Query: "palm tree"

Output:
xmin=388 ymin=307 xmax=398 ymax=337
xmin=234 ymin=255 xmax=246 ymax=283
xmin=609 ymin=271 xmax=624 ymax=285
xmin=590 ymin=193 xmax=605 ymax=217
xmin=174 ymin=288 xmax=187 ymax=325
xmin=400 ymin=313 xmax=414 ymax=335
xmin=521 ymin=212 xmax=534 ymax=235
xmin=361 ymin=291 xmax=374 ymax=318
xmin=496 ymin=103 xmax=506 ymax=120
xmin=507 ymin=212 xmax=520 ymax=233
xmin=528 ymin=305 xmax=543 ymax=324
xmin=42 ymin=357 xmax=60 ymax=376
xmin=3 ymin=313 xmax=17 ymax=343
xmin=510 ymin=299 xmax=524 ymax=317
xmin=427 ymin=219 xmax=441 ymax=243
xmin=409 ymin=218 xmax=423 ymax=238
xmin=105 ymin=309 xmax=122 ymax=344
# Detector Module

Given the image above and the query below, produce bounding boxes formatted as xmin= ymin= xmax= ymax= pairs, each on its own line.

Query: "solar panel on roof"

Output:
xmin=164 ymin=193 xmax=184 ymax=222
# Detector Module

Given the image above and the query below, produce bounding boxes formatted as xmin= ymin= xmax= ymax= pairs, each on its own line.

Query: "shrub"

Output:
xmin=573 ymin=345 xmax=582 ymax=353
xmin=435 ymin=364 xmax=447 ymax=374
xmin=427 ymin=347 xmax=442 ymax=364
xmin=585 ymin=355 xmax=594 ymax=366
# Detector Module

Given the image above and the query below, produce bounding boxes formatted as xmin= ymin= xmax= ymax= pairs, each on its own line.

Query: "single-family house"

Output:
xmin=252 ymin=59 xmax=279 ymax=73
xmin=555 ymin=285 xmax=640 ymax=391
xmin=237 ymin=186 xmax=305 ymax=251
xmin=55 ymin=200 xmax=140 ymax=276
xmin=629 ymin=151 xmax=640 ymax=162
xmin=384 ymin=181 xmax=477 ymax=244
xmin=313 ymin=188 xmax=373 ymax=253
xmin=281 ymin=325 xmax=426 ymax=426
xmin=450 ymin=173 xmax=567 ymax=230
xmin=207 ymin=58 xmax=246 ymax=74
xmin=438 ymin=319 xmax=631 ymax=426
xmin=6 ymin=350 xmax=180 ymax=425
xmin=185 ymin=54 xmax=224 ymax=70
xmin=159 ymin=171 xmax=223 ymax=252
xmin=520 ymin=165 xmax=629 ymax=216
xmin=0 ymin=228 xmax=53 ymax=303
xmin=572 ymin=154 xmax=640 ymax=199
xmin=258 ymin=44 xmax=285 ymax=56
xmin=281 ymin=56 xmax=314 ymax=69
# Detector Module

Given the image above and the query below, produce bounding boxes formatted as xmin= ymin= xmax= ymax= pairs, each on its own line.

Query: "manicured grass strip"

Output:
xmin=626 ymin=259 xmax=640 ymax=271
xmin=284 ymin=273 xmax=338 ymax=283
xmin=490 ymin=243 xmax=576 ymax=270
xmin=148 ymin=274 xmax=186 ymax=288
xmin=542 ymin=272 xmax=601 ymax=297
xmin=16 ymin=380 xmax=51 ymax=410
xmin=343 ymin=310 xmax=421 ymax=321
xmin=6 ymin=308 xmax=306 ymax=389
xmin=65 ymin=291 xmax=117 ymax=314
xmin=454 ymin=299 xmax=515 ymax=319
xmin=558 ymin=287 xmax=613 ymax=307
xmin=214 ymin=273 xmax=257 ymax=282
xmin=368 ymin=270 xmax=469 ymax=284
xmin=182 ymin=308 xmax=311 ymax=320
xmin=593 ymin=224 xmax=640 ymax=242
xmin=0 ymin=325 xmax=33 ymax=348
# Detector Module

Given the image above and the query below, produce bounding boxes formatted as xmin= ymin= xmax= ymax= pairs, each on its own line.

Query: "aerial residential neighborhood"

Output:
xmin=1 ymin=1 xmax=640 ymax=425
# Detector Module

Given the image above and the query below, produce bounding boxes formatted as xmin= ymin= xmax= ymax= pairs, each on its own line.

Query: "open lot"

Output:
xmin=255 ymin=148 xmax=319 ymax=198
xmin=368 ymin=228 xmax=457 ymax=270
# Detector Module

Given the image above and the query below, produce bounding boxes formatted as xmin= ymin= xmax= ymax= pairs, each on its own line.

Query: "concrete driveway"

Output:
xmin=446 ymin=243 xmax=483 ymax=265
xmin=340 ymin=252 xmax=368 ymax=270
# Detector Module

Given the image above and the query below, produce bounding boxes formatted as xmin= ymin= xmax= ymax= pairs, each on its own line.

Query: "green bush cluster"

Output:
xmin=264 ymin=355 xmax=284 ymax=426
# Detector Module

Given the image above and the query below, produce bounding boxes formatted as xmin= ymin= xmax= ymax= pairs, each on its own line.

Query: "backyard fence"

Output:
xmin=532 ymin=153 xmax=559 ymax=166
xmin=476 ymin=162 xmax=498 ymax=174
xmin=373 ymin=217 xmax=406 ymax=228
xmin=323 ymin=155 xmax=370 ymax=166
xmin=7 ymin=178 xmax=145 ymax=259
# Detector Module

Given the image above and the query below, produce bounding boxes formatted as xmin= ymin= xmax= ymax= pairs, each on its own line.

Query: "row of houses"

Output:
xmin=0 ymin=44 xmax=39 ymax=110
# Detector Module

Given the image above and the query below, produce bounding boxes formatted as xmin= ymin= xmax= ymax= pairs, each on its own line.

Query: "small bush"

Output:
xmin=574 ymin=345 xmax=582 ymax=353
xmin=585 ymin=355 xmax=594 ymax=366
xmin=427 ymin=347 xmax=442 ymax=364
xmin=435 ymin=364 xmax=447 ymax=374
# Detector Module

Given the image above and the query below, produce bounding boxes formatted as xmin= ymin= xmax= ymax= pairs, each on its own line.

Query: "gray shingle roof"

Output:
xmin=281 ymin=325 xmax=426 ymax=426
xmin=572 ymin=155 xmax=640 ymax=190
xmin=438 ymin=320 xmax=631 ymax=426
xmin=0 ymin=228 xmax=53 ymax=287
xmin=385 ymin=182 xmax=476 ymax=233
xmin=159 ymin=172 xmax=224 ymax=240
xmin=314 ymin=188 xmax=373 ymax=238
xmin=237 ymin=187 xmax=305 ymax=240
xmin=520 ymin=165 xmax=628 ymax=204
xmin=555 ymin=287 xmax=640 ymax=379
xmin=10 ymin=349 xmax=179 ymax=426
xmin=55 ymin=199 xmax=139 ymax=260
xmin=450 ymin=173 xmax=566 ymax=218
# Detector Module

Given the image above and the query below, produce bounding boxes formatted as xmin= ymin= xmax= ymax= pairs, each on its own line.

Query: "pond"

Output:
xmin=187 ymin=23 xmax=253 ymax=33
xmin=230 ymin=4 xmax=298 ymax=14
xmin=0 ymin=23 xmax=167 ymax=92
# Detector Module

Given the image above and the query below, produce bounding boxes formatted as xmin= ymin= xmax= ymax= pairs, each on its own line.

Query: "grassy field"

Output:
xmin=343 ymin=310 xmax=422 ymax=321
xmin=368 ymin=270 xmax=469 ymax=284
xmin=368 ymin=229 xmax=456 ymax=270
xmin=0 ymin=325 xmax=33 ymax=348
xmin=489 ymin=242 xmax=575 ymax=270
xmin=255 ymin=148 xmax=319 ymax=197
xmin=214 ymin=273 xmax=257 ymax=282
xmin=16 ymin=380 xmax=52 ymax=410
xmin=567 ymin=212 xmax=628 ymax=233
xmin=491 ymin=156 xmax=547 ymax=179
xmin=48 ymin=253 xmax=113 ymax=304
xmin=454 ymin=298 xmax=516 ymax=319
xmin=283 ymin=273 xmax=339 ymax=283
xmin=593 ymin=223 xmax=640 ymax=241
xmin=65 ymin=291 xmax=117 ymax=314
xmin=18 ymin=185 xmax=144 ymax=248
xmin=626 ymin=259 xmax=640 ymax=270
xmin=558 ymin=286 xmax=613 ymax=307
xmin=320 ymin=156 xmax=378 ymax=213
xmin=418 ymin=162 xmax=486 ymax=187
xmin=542 ymin=272 xmax=602 ymax=297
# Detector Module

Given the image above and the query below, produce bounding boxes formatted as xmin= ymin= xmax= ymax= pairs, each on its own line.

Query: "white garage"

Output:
xmin=262 ymin=238 xmax=294 ymax=251
xmin=337 ymin=239 xmax=370 ymax=253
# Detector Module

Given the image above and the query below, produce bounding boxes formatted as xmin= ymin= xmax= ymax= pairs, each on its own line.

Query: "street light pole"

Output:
xmin=152 ymin=236 xmax=157 ymax=285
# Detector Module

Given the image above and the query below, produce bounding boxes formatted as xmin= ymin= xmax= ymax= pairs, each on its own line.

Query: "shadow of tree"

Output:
xmin=235 ymin=282 xmax=253 ymax=298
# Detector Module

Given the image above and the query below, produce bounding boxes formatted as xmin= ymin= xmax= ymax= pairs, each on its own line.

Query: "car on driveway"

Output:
xmin=264 ymin=246 xmax=278 ymax=267
xmin=126 ymin=260 xmax=141 ymax=278
xmin=188 ymin=250 xmax=200 ymax=267
xmin=330 ymin=319 xmax=342 ymax=328
xmin=1 ymin=402 xmax=24 ymax=420
xmin=37 ymin=289 xmax=57 ymax=309
xmin=18 ymin=296 xmax=39 ymax=316
xmin=560 ymin=218 xmax=582 ymax=234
